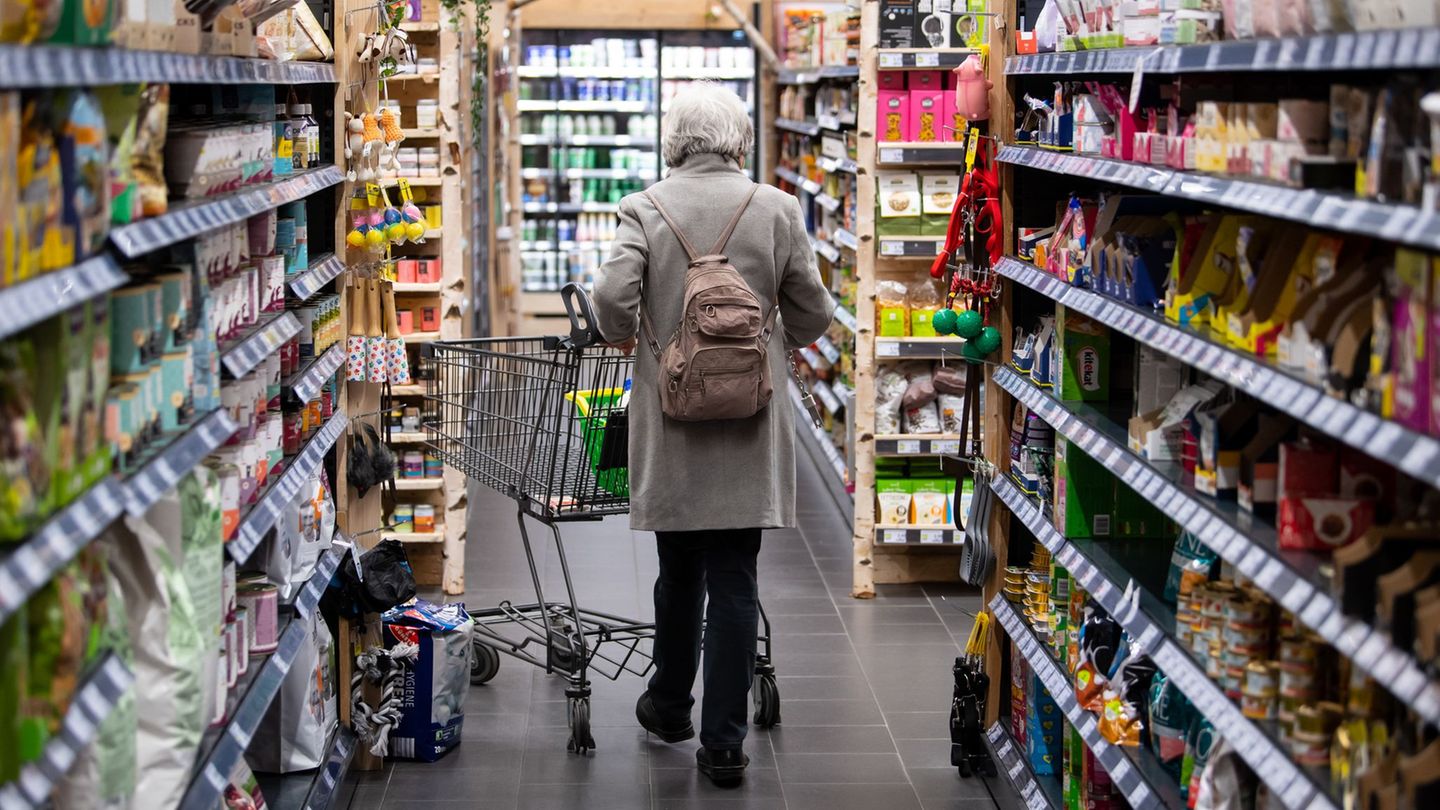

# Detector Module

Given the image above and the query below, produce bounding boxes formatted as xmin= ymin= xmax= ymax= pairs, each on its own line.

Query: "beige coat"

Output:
xmin=593 ymin=153 xmax=836 ymax=531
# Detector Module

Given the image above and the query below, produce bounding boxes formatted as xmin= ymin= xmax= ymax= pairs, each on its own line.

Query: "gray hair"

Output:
xmin=662 ymin=82 xmax=753 ymax=168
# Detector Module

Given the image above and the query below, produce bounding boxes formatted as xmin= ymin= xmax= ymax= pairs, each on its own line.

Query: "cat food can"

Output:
xmin=239 ymin=579 xmax=280 ymax=653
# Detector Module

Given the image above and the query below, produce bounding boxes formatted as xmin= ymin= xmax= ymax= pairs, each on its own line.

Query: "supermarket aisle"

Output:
xmin=350 ymin=455 xmax=999 ymax=810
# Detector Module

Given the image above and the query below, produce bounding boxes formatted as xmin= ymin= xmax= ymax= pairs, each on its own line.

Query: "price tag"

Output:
xmin=882 ymin=529 xmax=907 ymax=544
xmin=914 ymin=52 xmax=940 ymax=68
xmin=965 ymin=130 xmax=979 ymax=171
xmin=879 ymin=240 xmax=905 ymax=256
xmin=879 ymin=52 xmax=904 ymax=68
xmin=879 ymin=148 xmax=903 ymax=164
xmin=817 ymin=114 xmax=840 ymax=131
xmin=877 ymin=341 xmax=900 ymax=357
xmin=896 ymin=440 xmax=921 ymax=454
xmin=932 ymin=440 xmax=960 ymax=455
xmin=919 ymin=529 xmax=946 ymax=544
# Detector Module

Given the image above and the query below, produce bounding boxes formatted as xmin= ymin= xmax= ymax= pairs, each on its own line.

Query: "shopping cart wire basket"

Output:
xmin=423 ymin=284 xmax=780 ymax=754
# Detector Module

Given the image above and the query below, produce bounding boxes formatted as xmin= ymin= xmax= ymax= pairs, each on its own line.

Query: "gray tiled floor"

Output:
xmin=350 ymin=455 xmax=1002 ymax=810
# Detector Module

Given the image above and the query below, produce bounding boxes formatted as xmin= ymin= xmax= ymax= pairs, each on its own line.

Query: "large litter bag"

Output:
xmin=250 ymin=609 xmax=337 ymax=773
xmin=382 ymin=600 xmax=474 ymax=761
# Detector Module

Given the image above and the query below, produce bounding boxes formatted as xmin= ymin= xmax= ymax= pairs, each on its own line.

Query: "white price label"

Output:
xmin=879 ymin=148 xmax=903 ymax=164
xmin=879 ymin=240 xmax=905 ymax=256
xmin=914 ymin=52 xmax=940 ymax=67
xmin=882 ymin=529 xmax=906 ymax=544
xmin=932 ymin=440 xmax=960 ymax=455
xmin=877 ymin=341 xmax=900 ymax=357
xmin=896 ymin=440 xmax=922 ymax=454
xmin=879 ymin=53 xmax=903 ymax=68
xmin=817 ymin=115 xmax=840 ymax=131
xmin=919 ymin=529 xmax=946 ymax=545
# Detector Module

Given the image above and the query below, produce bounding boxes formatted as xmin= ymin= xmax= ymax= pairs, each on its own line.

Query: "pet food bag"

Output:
xmin=383 ymin=600 xmax=474 ymax=761
xmin=111 ymin=482 xmax=208 ymax=809
xmin=250 ymin=610 xmax=337 ymax=773
xmin=265 ymin=476 xmax=335 ymax=601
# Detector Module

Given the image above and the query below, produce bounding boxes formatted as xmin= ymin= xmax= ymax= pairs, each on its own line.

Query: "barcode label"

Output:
xmin=1093 ymin=514 xmax=1111 ymax=536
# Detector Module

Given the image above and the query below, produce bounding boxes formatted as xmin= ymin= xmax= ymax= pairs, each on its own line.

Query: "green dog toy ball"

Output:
xmin=962 ymin=340 xmax=988 ymax=364
xmin=973 ymin=325 xmax=1002 ymax=355
xmin=953 ymin=309 xmax=984 ymax=339
xmin=931 ymin=308 xmax=958 ymax=335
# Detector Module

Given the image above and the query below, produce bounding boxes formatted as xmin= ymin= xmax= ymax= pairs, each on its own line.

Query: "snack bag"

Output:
xmin=877 ymin=280 xmax=909 ymax=337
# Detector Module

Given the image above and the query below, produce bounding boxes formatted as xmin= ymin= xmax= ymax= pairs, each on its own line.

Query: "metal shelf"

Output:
xmin=992 ymin=366 xmax=1440 ymax=732
xmin=1005 ymin=28 xmax=1440 ymax=75
xmin=990 ymin=597 xmax=1186 ymax=810
xmin=284 ymin=343 xmax=348 ymax=406
xmin=517 ymin=134 xmax=650 ymax=147
xmin=877 ymin=236 xmax=944 ymax=258
xmin=123 ymin=409 xmax=240 ymax=516
xmin=832 ymin=228 xmax=859 ymax=251
xmin=179 ymin=544 xmax=342 ymax=810
xmin=777 ymin=64 xmax=860 ymax=84
xmin=220 ymin=311 xmax=303 ymax=379
xmin=812 ymin=380 xmax=842 ymax=415
xmin=775 ymin=166 xmax=821 ymax=194
xmin=818 ymin=155 xmax=859 ymax=175
xmin=668 ymin=68 xmax=756 ymax=80
xmin=832 ymin=299 xmax=857 ymax=334
xmin=874 ymin=525 xmax=961 ymax=545
xmin=288 ymin=253 xmax=346 ymax=301
xmin=997 ymin=257 xmax=1440 ymax=490
xmin=228 ymin=409 xmax=348 ymax=564
xmin=0 ymin=653 xmax=133 ymax=809
xmin=877 ymin=143 xmax=966 ymax=166
xmin=110 ymin=166 xmax=344 ymax=258
xmin=790 ymin=382 xmax=850 ymax=509
xmin=997 ymin=146 xmax=1440 ymax=252
xmin=0 ymin=45 xmax=336 ymax=88
xmin=809 ymin=235 xmax=841 ymax=263
xmin=776 ymin=118 xmax=821 ymax=137
xmin=516 ymin=65 xmax=655 ymax=78
xmin=522 ymin=202 xmax=621 ymax=214
xmin=875 ymin=336 xmax=968 ymax=359
xmin=257 ymin=727 xmax=357 ymax=810
xmin=983 ymin=722 xmax=1062 ymax=810
xmin=874 ymin=435 xmax=963 ymax=457
xmin=990 ymin=475 xmax=1335 ymax=810
xmin=0 ymin=254 xmax=128 ymax=340
xmin=0 ymin=479 xmax=126 ymax=625
xmin=517 ymin=100 xmax=652 ymax=113
xmin=877 ymin=49 xmax=980 ymax=70
xmin=815 ymin=192 xmax=842 ymax=212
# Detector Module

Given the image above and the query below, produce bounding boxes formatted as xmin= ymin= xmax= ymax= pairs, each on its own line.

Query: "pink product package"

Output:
xmin=1391 ymin=253 xmax=1431 ymax=432
xmin=878 ymin=71 xmax=905 ymax=91
xmin=907 ymin=70 xmax=944 ymax=93
xmin=878 ymin=90 xmax=908 ymax=142
xmin=908 ymin=90 xmax=945 ymax=142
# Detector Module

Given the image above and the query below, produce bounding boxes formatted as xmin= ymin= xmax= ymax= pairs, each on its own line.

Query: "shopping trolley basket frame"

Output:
xmin=424 ymin=285 xmax=780 ymax=754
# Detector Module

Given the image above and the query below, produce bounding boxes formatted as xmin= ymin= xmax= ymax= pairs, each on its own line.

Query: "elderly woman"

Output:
xmin=592 ymin=83 xmax=834 ymax=785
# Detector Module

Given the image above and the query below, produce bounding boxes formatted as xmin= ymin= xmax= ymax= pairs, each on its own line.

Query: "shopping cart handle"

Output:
xmin=561 ymin=283 xmax=602 ymax=348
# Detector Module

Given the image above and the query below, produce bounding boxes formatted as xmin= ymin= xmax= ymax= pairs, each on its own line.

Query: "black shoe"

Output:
xmin=696 ymin=747 xmax=748 ymax=787
xmin=636 ymin=692 xmax=695 ymax=743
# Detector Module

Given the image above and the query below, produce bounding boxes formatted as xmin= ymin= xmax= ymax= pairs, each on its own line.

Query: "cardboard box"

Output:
xmin=1193 ymin=399 xmax=1258 ymax=499
xmin=1057 ymin=307 xmax=1109 ymax=402
xmin=1237 ymin=415 xmax=1290 ymax=518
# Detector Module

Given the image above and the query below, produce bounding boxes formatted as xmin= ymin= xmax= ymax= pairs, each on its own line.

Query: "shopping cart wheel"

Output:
xmin=566 ymin=696 xmax=596 ymax=754
xmin=471 ymin=640 xmax=501 ymax=685
xmin=753 ymin=672 xmax=781 ymax=728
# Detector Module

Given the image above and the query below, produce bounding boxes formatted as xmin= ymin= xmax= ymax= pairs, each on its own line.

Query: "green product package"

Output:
xmin=875 ymin=478 xmax=913 ymax=525
xmin=920 ymin=174 xmax=960 ymax=237
xmin=909 ymin=478 xmax=950 ymax=525
xmin=1054 ymin=438 xmax=1113 ymax=539
xmin=876 ymin=172 xmax=921 ymax=237
xmin=0 ymin=339 xmax=46 ymax=542
xmin=1063 ymin=720 xmax=1084 ymax=810
xmin=180 ymin=469 xmax=225 ymax=730
xmin=1057 ymin=306 xmax=1110 ymax=402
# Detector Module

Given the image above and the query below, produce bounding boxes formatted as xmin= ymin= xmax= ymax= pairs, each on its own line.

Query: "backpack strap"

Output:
xmin=642 ymin=190 xmax=701 ymax=261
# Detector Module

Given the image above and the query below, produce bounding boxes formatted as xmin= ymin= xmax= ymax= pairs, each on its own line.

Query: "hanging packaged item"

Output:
xmin=265 ymin=475 xmax=335 ymax=600
xmin=383 ymin=600 xmax=475 ymax=761
xmin=250 ymin=609 xmax=337 ymax=773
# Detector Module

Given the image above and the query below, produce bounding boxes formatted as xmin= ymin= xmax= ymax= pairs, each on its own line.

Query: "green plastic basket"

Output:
xmin=566 ymin=388 xmax=629 ymax=498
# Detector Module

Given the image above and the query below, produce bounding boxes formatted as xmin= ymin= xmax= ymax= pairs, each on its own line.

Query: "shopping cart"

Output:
xmin=423 ymin=284 xmax=781 ymax=754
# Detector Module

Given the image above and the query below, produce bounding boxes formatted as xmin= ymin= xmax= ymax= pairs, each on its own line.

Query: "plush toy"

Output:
xmin=358 ymin=112 xmax=384 ymax=182
xmin=952 ymin=54 xmax=993 ymax=121
xmin=344 ymin=112 xmax=367 ymax=182
xmin=380 ymin=108 xmax=405 ymax=173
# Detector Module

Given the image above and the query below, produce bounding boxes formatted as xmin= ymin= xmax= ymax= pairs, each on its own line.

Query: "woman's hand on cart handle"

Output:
xmin=605 ymin=337 xmax=638 ymax=356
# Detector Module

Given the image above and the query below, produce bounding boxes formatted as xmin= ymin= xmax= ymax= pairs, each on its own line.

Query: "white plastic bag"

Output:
xmin=875 ymin=367 xmax=908 ymax=434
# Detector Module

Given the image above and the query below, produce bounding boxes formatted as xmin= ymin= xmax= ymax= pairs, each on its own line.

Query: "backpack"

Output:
xmin=639 ymin=185 xmax=777 ymax=422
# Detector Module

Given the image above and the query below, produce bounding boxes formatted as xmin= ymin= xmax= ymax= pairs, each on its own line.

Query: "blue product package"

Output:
xmin=383 ymin=599 xmax=475 ymax=761
xmin=1026 ymin=671 xmax=1061 ymax=776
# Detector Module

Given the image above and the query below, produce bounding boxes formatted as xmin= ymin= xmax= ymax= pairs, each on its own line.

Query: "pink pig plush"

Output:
xmin=952 ymin=54 xmax=992 ymax=122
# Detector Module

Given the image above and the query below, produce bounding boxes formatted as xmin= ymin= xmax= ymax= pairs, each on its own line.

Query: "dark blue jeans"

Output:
xmin=648 ymin=528 xmax=762 ymax=751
